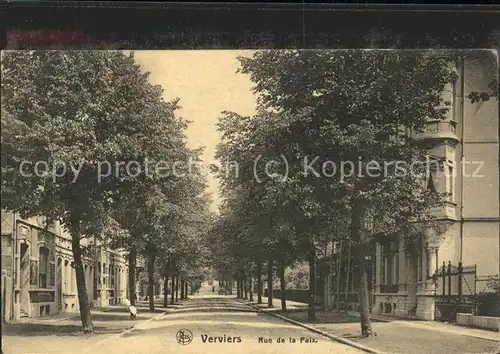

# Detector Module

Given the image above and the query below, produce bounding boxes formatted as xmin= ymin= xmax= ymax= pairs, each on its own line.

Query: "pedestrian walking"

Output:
xmin=124 ymin=299 xmax=137 ymax=320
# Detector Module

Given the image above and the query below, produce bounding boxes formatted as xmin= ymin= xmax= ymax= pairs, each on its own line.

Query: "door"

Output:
xmin=19 ymin=243 xmax=30 ymax=316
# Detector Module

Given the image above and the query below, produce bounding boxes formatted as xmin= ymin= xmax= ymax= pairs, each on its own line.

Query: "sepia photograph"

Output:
xmin=1 ymin=48 xmax=499 ymax=354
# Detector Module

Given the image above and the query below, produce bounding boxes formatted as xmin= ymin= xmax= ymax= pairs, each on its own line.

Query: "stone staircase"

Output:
xmin=20 ymin=309 xmax=29 ymax=318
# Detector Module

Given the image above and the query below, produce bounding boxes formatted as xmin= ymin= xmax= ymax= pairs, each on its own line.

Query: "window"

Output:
xmin=93 ymin=266 xmax=98 ymax=300
xmin=70 ymin=262 xmax=76 ymax=293
xmin=30 ymin=259 xmax=39 ymax=286
xmin=98 ymin=262 xmax=101 ymax=285
xmin=1 ymin=235 xmax=13 ymax=276
xmin=426 ymin=174 xmax=438 ymax=193
xmin=424 ymin=155 xmax=440 ymax=193
xmin=381 ymin=241 xmax=399 ymax=286
xmin=49 ymin=262 xmax=55 ymax=287
xmin=64 ymin=260 xmax=69 ymax=293
xmin=417 ymin=235 xmax=424 ymax=282
xmin=39 ymin=246 xmax=50 ymax=288
xmin=449 ymin=121 xmax=457 ymax=134
xmin=447 ymin=164 xmax=454 ymax=202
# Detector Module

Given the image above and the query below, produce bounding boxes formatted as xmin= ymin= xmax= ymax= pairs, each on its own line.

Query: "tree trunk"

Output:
xmin=170 ymin=274 xmax=175 ymax=304
xmin=128 ymin=246 xmax=137 ymax=306
xmin=256 ymin=262 xmax=263 ymax=304
xmin=249 ymin=275 xmax=254 ymax=302
xmin=279 ymin=259 xmax=287 ymax=312
xmin=351 ymin=197 xmax=373 ymax=337
xmin=184 ymin=280 xmax=188 ymax=299
xmin=336 ymin=232 xmax=343 ymax=311
xmin=243 ymin=277 xmax=248 ymax=300
xmin=344 ymin=239 xmax=352 ymax=313
xmin=359 ymin=257 xmax=372 ymax=336
xmin=163 ymin=275 xmax=169 ymax=308
xmin=175 ymin=275 xmax=179 ymax=302
xmin=147 ymin=248 xmax=156 ymax=312
xmin=236 ymin=279 xmax=241 ymax=298
xmin=180 ymin=278 xmax=185 ymax=300
xmin=308 ymin=244 xmax=316 ymax=321
xmin=267 ymin=260 xmax=274 ymax=307
xmin=70 ymin=226 xmax=93 ymax=333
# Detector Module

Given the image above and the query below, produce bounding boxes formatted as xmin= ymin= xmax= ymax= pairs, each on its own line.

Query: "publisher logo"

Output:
xmin=176 ymin=329 xmax=193 ymax=345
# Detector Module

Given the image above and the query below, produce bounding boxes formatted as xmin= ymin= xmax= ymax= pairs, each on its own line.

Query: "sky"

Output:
xmin=133 ymin=51 xmax=258 ymax=213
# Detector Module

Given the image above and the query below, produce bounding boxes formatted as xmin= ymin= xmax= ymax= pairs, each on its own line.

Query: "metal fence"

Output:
xmin=433 ymin=261 xmax=500 ymax=322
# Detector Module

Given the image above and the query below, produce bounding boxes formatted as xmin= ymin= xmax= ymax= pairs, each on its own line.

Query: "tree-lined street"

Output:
xmin=2 ymin=49 xmax=499 ymax=354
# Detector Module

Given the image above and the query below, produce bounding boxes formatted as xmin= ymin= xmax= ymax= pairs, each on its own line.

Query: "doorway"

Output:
xmin=19 ymin=242 xmax=30 ymax=317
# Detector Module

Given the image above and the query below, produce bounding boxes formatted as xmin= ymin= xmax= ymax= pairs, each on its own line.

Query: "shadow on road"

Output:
xmin=85 ymin=314 xmax=153 ymax=322
xmin=166 ymin=307 xmax=257 ymax=314
xmin=2 ymin=323 xmax=130 ymax=337
xmin=281 ymin=310 xmax=385 ymax=325
xmin=100 ymin=307 xmax=167 ymax=314
xmin=157 ymin=312 xmax=267 ymax=323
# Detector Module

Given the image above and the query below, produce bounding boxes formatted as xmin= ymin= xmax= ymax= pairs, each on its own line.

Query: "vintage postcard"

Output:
xmin=1 ymin=48 xmax=498 ymax=354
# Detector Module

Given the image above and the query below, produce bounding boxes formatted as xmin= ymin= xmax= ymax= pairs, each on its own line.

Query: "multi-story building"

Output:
xmin=1 ymin=210 xmax=131 ymax=321
xmin=323 ymin=51 xmax=499 ymax=321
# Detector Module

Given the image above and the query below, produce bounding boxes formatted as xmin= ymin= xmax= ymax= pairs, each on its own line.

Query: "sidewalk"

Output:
xmin=2 ymin=299 xmax=172 ymax=354
xmin=242 ymin=296 xmax=317 ymax=312
xmin=347 ymin=311 xmax=499 ymax=342
xmin=254 ymin=297 xmax=499 ymax=354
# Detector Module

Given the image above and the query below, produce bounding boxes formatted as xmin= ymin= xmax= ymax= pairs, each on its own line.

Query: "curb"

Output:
xmin=238 ymin=300 xmax=386 ymax=354
xmin=80 ymin=310 xmax=167 ymax=354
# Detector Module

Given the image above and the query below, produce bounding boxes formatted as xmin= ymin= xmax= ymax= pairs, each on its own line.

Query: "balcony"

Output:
xmin=414 ymin=120 xmax=460 ymax=144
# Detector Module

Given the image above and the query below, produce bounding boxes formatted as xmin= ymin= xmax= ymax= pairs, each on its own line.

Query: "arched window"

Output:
xmin=39 ymin=246 xmax=50 ymax=288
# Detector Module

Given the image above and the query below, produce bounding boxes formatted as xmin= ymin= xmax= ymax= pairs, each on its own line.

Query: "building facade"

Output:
xmin=324 ymin=52 xmax=499 ymax=321
xmin=1 ymin=210 xmax=132 ymax=321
